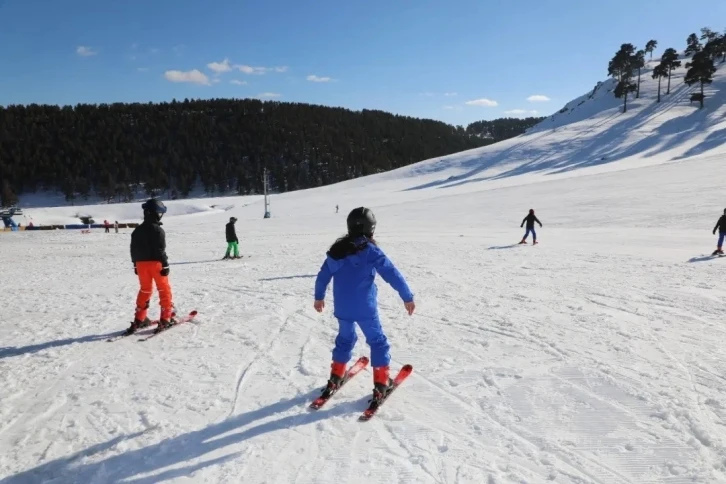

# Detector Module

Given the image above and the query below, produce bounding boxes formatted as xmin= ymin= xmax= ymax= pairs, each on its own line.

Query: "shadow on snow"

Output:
xmin=1 ymin=390 xmax=368 ymax=484
xmin=0 ymin=332 xmax=119 ymax=360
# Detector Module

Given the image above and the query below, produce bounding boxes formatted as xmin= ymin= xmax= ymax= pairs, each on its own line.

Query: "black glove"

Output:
xmin=160 ymin=266 xmax=170 ymax=276
xmin=714 ymin=230 xmax=717 ymax=235
xmin=133 ymin=264 xmax=137 ymax=275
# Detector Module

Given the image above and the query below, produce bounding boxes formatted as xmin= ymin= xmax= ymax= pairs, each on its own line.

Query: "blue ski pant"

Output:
xmin=719 ymin=232 xmax=725 ymax=248
xmin=523 ymin=227 xmax=537 ymax=240
xmin=332 ymin=317 xmax=391 ymax=368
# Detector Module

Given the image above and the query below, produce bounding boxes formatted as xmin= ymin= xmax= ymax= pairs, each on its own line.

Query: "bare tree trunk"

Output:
xmin=657 ymin=77 xmax=661 ymax=102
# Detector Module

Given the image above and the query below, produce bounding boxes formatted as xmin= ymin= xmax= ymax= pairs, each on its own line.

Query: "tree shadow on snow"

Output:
xmin=1 ymin=390 xmax=368 ymax=484
xmin=259 ymin=274 xmax=316 ymax=281
xmin=0 ymin=332 xmax=120 ymax=360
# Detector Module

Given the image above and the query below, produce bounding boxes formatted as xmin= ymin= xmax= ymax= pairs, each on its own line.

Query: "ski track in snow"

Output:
xmin=2 ymin=58 xmax=726 ymax=483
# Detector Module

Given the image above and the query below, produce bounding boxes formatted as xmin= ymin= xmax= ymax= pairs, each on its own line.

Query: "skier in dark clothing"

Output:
xmin=223 ymin=217 xmax=240 ymax=259
xmin=126 ymin=198 xmax=174 ymax=335
xmin=712 ymin=209 xmax=726 ymax=255
xmin=519 ymin=209 xmax=542 ymax=245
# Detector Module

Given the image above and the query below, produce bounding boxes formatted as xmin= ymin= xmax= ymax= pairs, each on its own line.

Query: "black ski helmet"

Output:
xmin=142 ymin=198 xmax=167 ymax=221
xmin=347 ymin=207 xmax=376 ymax=237
xmin=230 ymin=216 xmax=237 ymax=223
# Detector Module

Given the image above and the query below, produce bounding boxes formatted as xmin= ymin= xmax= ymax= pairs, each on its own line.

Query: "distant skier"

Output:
xmin=125 ymin=199 xmax=174 ymax=335
xmin=104 ymin=219 xmax=110 ymax=233
xmin=712 ymin=208 xmax=726 ymax=256
xmin=114 ymin=221 xmax=119 ymax=234
xmin=519 ymin=209 xmax=542 ymax=245
xmin=314 ymin=207 xmax=415 ymax=406
xmin=336 ymin=205 xmax=339 ymax=213
xmin=223 ymin=217 xmax=240 ymax=259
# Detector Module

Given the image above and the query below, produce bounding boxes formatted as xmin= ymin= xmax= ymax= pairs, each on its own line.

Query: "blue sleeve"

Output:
xmin=314 ymin=259 xmax=333 ymax=300
xmin=370 ymin=247 xmax=414 ymax=302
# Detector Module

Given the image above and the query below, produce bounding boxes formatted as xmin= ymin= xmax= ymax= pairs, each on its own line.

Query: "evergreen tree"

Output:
xmin=609 ymin=44 xmax=638 ymax=112
xmin=704 ymin=34 xmax=726 ymax=62
xmin=645 ymin=39 xmax=658 ymax=60
xmin=660 ymin=48 xmax=682 ymax=95
xmin=1 ymin=180 xmax=18 ymax=208
xmin=684 ymin=50 xmax=717 ymax=109
xmin=685 ymin=33 xmax=702 ymax=57
xmin=635 ymin=50 xmax=646 ymax=98
xmin=0 ymin=100 xmax=513 ymax=201
xmin=652 ymin=63 xmax=668 ymax=103
xmin=700 ymin=27 xmax=718 ymax=43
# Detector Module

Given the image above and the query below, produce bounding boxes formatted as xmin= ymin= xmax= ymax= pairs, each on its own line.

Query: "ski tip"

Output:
xmin=402 ymin=364 xmax=413 ymax=371
xmin=189 ymin=310 xmax=198 ymax=316
xmin=360 ymin=356 xmax=370 ymax=364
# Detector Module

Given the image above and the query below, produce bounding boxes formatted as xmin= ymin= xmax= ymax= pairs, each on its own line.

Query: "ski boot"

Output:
xmin=368 ymin=367 xmax=394 ymax=410
xmin=153 ymin=308 xmax=177 ymax=333
xmin=519 ymin=239 xmax=527 ymax=244
xmin=533 ymin=240 xmax=538 ymax=245
xmin=124 ymin=317 xmax=151 ymax=336
xmin=318 ymin=362 xmax=347 ymax=399
xmin=713 ymin=248 xmax=724 ymax=256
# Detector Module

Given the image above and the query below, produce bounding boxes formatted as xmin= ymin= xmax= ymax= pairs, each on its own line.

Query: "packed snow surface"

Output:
xmin=2 ymin=57 xmax=726 ymax=483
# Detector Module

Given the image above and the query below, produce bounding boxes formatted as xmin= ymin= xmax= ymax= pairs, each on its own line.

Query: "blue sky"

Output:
xmin=1 ymin=0 xmax=725 ymax=126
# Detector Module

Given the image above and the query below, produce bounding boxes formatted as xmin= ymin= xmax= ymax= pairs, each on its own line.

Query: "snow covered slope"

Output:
xmin=2 ymin=57 xmax=726 ymax=484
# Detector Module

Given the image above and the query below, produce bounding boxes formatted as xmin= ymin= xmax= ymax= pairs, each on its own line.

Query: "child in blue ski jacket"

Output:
xmin=314 ymin=207 xmax=415 ymax=403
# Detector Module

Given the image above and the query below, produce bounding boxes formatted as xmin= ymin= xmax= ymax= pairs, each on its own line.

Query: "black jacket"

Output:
xmin=715 ymin=215 xmax=726 ymax=234
xmin=130 ymin=219 xmax=169 ymax=267
xmin=226 ymin=222 xmax=238 ymax=243
xmin=521 ymin=213 xmax=542 ymax=229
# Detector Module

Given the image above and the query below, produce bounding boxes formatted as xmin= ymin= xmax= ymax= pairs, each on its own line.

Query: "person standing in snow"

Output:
xmin=104 ymin=219 xmax=110 ymax=233
xmin=712 ymin=208 xmax=726 ymax=256
xmin=519 ymin=209 xmax=543 ymax=245
xmin=125 ymin=198 xmax=174 ymax=335
xmin=313 ymin=207 xmax=415 ymax=406
xmin=223 ymin=217 xmax=241 ymax=259
xmin=114 ymin=221 xmax=119 ymax=234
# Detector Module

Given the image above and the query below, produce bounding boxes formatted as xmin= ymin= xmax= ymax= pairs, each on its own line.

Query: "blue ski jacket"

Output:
xmin=314 ymin=239 xmax=414 ymax=320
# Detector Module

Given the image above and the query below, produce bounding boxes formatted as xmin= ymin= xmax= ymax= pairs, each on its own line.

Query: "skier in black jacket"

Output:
xmin=127 ymin=198 xmax=174 ymax=335
xmin=519 ymin=209 xmax=543 ymax=245
xmin=712 ymin=209 xmax=726 ymax=255
xmin=223 ymin=217 xmax=240 ymax=259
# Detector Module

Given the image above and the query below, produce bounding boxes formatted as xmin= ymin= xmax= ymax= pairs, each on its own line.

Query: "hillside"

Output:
xmin=3 ymin=50 xmax=726 ymax=484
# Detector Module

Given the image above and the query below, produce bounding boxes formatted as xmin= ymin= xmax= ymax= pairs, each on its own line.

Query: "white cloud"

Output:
xmin=504 ymin=109 xmax=539 ymax=116
xmin=444 ymin=92 xmax=458 ymax=97
xmin=465 ymin=98 xmax=498 ymax=107
xmin=230 ymin=80 xmax=248 ymax=85
xmin=212 ymin=78 xmax=221 ymax=84
xmin=237 ymin=64 xmax=287 ymax=75
xmin=257 ymin=92 xmax=281 ymax=98
xmin=527 ymin=94 xmax=551 ymax=102
xmin=307 ymin=74 xmax=334 ymax=82
xmin=207 ymin=58 xmax=233 ymax=74
xmin=164 ymin=69 xmax=211 ymax=85
xmin=76 ymin=46 xmax=98 ymax=57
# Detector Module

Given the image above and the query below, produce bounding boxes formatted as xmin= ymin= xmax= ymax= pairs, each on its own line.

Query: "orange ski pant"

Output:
xmin=135 ymin=261 xmax=173 ymax=321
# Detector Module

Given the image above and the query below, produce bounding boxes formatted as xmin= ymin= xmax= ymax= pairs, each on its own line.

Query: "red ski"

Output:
xmin=309 ymin=356 xmax=369 ymax=410
xmin=358 ymin=364 xmax=412 ymax=421
xmin=137 ymin=310 xmax=198 ymax=342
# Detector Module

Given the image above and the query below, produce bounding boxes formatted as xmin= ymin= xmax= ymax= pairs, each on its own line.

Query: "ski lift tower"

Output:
xmin=263 ymin=168 xmax=271 ymax=218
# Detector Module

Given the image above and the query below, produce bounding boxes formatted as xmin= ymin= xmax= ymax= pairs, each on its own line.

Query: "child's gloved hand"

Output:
xmin=404 ymin=301 xmax=415 ymax=316
xmin=314 ymin=300 xmax=325 ymax=313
